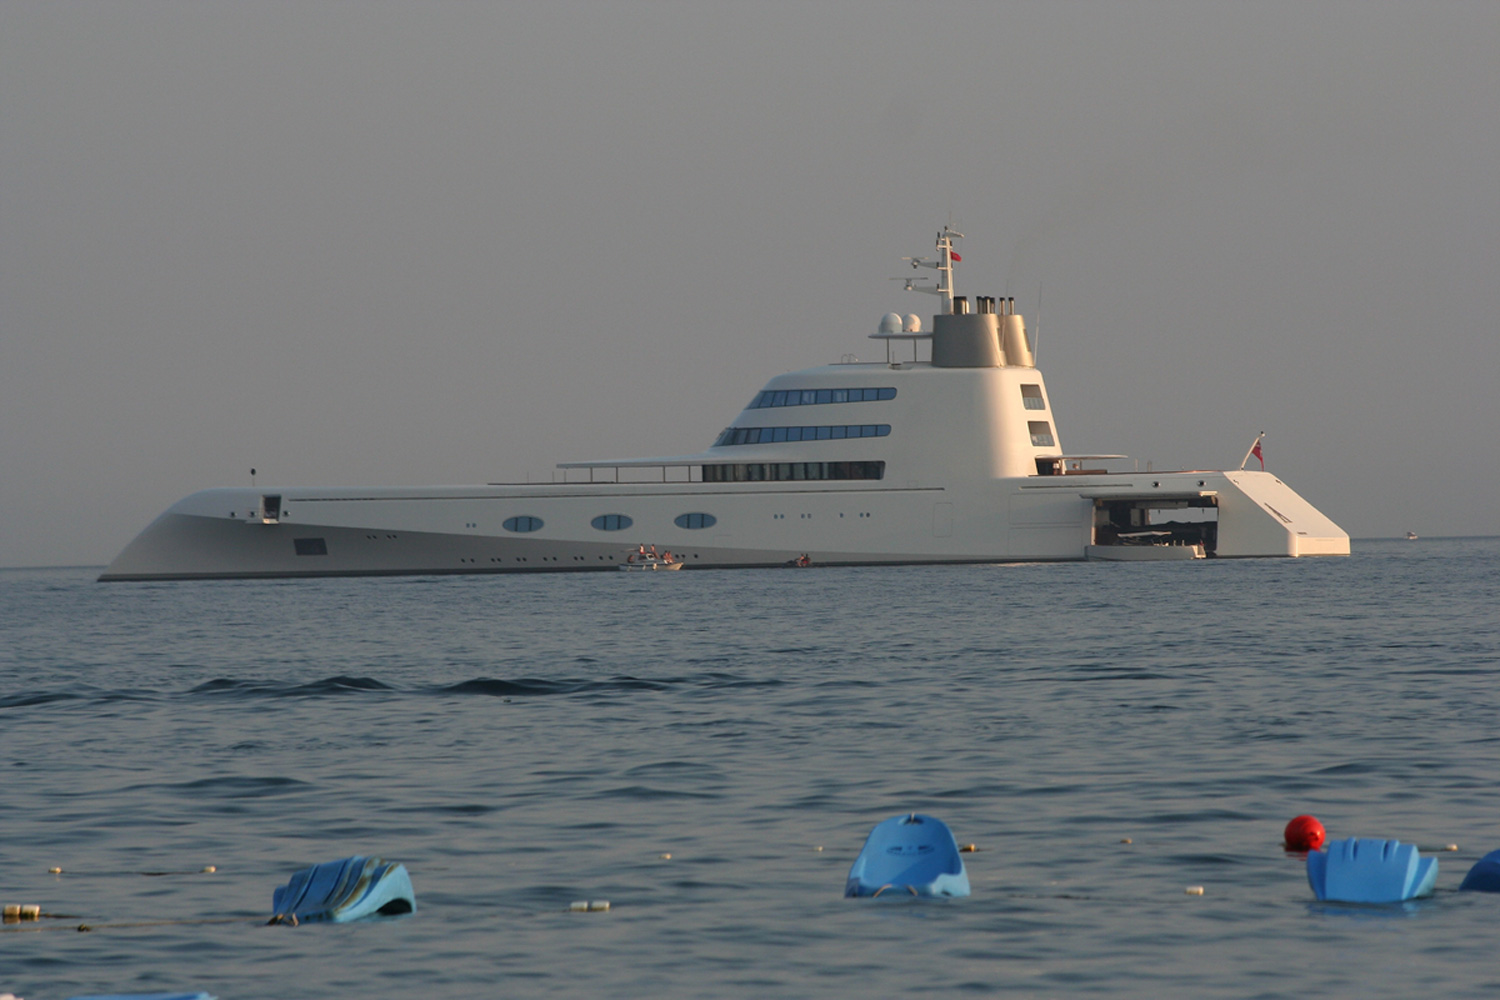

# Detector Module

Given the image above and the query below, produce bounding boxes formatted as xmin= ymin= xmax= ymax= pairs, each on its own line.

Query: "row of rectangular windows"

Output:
xmin=749 ymin=387 xmax=896 ymax=409
xmin=712 ymin=424 xmax=891 ymax=447
xmin=701 ymin=461 xmax=886 ymax=483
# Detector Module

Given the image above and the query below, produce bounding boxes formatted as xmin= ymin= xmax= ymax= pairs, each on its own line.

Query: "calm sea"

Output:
xmin=3 ymin=538 xmax=1499 ymax=999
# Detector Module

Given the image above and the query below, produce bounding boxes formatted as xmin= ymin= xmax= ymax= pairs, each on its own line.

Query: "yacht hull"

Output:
xmin=100 ymin=469 xmax=1347 ymax=581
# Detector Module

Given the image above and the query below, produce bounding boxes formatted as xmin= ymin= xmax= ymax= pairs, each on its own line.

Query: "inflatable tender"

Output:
xmin=270 ymin=855 xmax=415 ymax=924
xmin=845 ymin=813 xmax=970 ymax=898
xmin=1306 ymin=837 xmax=1437 ymax=903
xmin=1459 ymin=849 xmax=1500 ymax=892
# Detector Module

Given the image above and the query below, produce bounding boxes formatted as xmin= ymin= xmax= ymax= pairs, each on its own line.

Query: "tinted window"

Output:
xmin=503 ymin=516 xmax=544 ymax=533
xmin=591 ymin=514 xmax=633 ymax=531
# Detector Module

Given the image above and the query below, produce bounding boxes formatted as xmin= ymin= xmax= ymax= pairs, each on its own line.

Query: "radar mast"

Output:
xmin=901 ymin=225 xmax=963 ymax=315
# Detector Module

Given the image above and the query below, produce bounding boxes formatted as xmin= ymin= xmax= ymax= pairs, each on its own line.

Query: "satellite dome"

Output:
xmin=878 ymin=312 xmax=903 ymax=334
xmin=904 ymin=314 xmax=922 ymax=333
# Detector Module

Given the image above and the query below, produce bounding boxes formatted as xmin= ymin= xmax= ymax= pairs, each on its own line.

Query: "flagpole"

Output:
xmin=1239 ymin=432 xmax=1264 ymax=471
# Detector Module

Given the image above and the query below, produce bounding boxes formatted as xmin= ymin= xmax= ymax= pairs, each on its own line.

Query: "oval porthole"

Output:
xmin=503 ymin=516 xmax=544 ymax=533
xmin=674 ymin=512 xmax=717 ymax=530
xmin=591 ymin=514 xmax=633 ymax=531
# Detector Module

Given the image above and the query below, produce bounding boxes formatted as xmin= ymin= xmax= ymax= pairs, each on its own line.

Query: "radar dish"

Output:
xmin=878 ymin=312 xmax=903 ymax=334
xmin=904 ymin=314 xmax=922 ymax=333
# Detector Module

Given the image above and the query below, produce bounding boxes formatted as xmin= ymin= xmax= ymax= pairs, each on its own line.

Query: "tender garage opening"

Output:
xmin=1090 ymin=493 xmax=1219 ymax=555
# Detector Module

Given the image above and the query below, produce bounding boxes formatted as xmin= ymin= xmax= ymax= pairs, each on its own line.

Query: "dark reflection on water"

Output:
xmin=2 ymin=538 xmax=1499 ymax=998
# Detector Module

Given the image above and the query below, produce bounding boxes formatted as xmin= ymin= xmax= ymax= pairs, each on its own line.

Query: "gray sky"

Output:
xmin=3 ymin=1 xmax=1496 ymax=567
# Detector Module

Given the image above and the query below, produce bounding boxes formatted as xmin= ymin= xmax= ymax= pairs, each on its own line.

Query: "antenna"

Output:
xmin=1033 ymin=282 xmax=1042 ymax=361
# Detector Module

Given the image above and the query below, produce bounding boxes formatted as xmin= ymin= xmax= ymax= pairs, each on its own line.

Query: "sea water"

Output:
xmin=2 ymin=537 xmax=1498 ymax=999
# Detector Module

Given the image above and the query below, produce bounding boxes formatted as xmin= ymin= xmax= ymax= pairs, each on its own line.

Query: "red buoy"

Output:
xmin=1284 ymin=814 xmax=1326 ymax=852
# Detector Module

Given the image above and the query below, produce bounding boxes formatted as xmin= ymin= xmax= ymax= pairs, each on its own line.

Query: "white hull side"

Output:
xmin=99 ymin=468 xmax=1346 ymax=581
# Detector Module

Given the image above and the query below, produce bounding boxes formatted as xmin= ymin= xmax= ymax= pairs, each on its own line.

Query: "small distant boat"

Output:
xmin=620 ymin=545 xmax=683 ymax=571
xmin=1405 ymin=531 xmax=1418 ymax=540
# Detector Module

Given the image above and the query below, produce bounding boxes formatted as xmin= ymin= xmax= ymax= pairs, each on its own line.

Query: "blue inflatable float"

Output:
xmin=845 ymin=813 xmax=970 ymax=898
xmin=270 ymin=855 xmax=415 ymax=924
xmin=1306 ymin=837 xmax=1437 ymax=903
xmin=1459 ymin=849 xmax=1500 ymax=892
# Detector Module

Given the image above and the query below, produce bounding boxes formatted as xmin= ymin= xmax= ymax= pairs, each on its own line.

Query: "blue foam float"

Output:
xmin=1306 ymin=837 xmax=1437 ymax=903
xmin=845 ymin=813 xmax=970 ymax=898
xmin=1459 ymin=849 xmax=1500 ymax=892
xmin=270 ymin=855 xmax=415 ymax=924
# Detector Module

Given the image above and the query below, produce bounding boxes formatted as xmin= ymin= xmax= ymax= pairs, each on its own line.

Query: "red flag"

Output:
xmin=949 ymin=252 xmax=961 ymax=262
xmin=1251 ymin=440 xmax=1264 ymax=469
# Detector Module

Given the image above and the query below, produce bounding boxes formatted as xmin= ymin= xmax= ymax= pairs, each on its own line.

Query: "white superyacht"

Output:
xmin=100 ymin=228 xmax=1348 ymax=580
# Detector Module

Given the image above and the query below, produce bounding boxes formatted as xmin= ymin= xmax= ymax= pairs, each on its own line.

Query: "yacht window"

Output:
xmin=503 ymin=516 xmax=544 ymax=533
xmin=712 ymin=424 xmax=890 ymax=446
xmin=746 ymin=386 xmax=896 ymax=408
xmin=591 ymin=514 xmax=634 ymax=531
xmin=1028 ymin=421 xmax=1056 ymax=447
xmin=700 ymin=460 xmax=885 ymax=482
xmin=293 ymin=537 xmax=328 ymax=556
xmin=1021 ymin=384 xmax=1046 ymax=410
xmin=674 ymin=512 xmax=717 ymax=530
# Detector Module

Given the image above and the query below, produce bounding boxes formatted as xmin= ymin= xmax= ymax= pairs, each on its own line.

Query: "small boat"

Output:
xmin=620 ymin=546 xmax=683 ymax=571
xmin=1406 ymin=531 xmax=1418 ymax=540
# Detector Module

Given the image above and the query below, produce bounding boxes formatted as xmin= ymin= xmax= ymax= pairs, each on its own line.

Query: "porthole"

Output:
xmin=503 ymin=516 xmax=544 ymax=533
xmin=591 ymin=513 xmax=633 ymax=531
xmin=674 ymin=512 xmax=717 ymax=530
